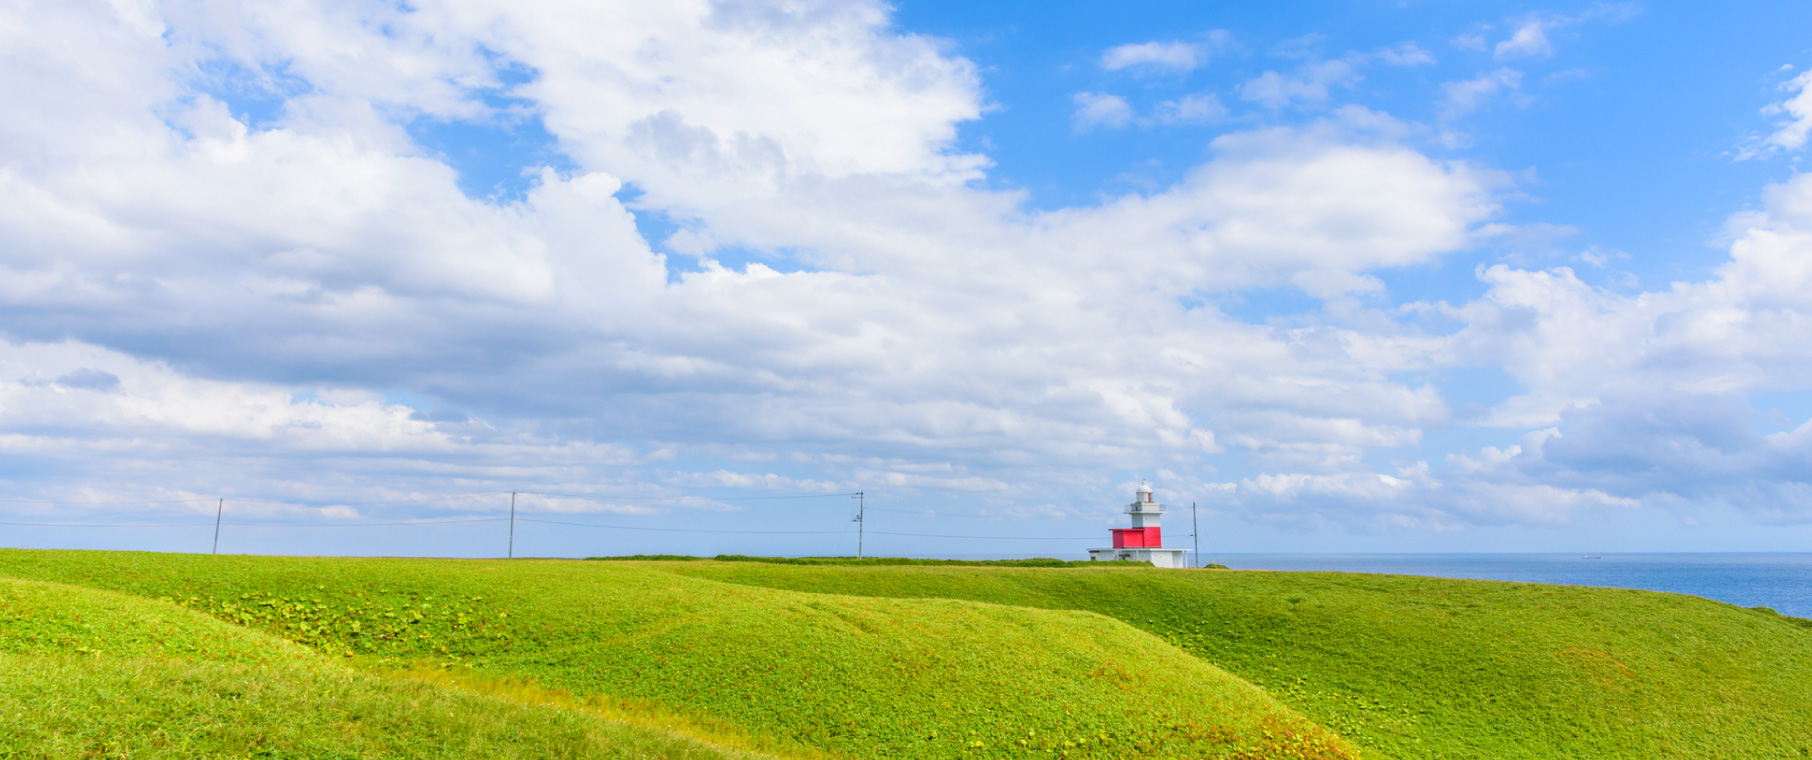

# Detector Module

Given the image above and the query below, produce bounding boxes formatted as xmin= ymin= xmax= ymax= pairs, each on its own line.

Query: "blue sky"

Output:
xmin=3 ymin=0 xmax=1812 ymax=558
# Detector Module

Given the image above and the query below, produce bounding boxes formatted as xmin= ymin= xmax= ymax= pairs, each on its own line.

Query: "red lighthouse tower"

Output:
xmin=1089 ymin=482 xmax=1188 ymax=568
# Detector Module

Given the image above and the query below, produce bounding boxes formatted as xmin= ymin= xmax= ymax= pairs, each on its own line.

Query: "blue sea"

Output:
xmin=1216 ymin=553 xmax=1812 ymax=619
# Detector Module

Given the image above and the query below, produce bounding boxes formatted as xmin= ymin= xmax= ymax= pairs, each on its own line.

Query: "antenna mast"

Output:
xmin=1191 ymin=501 xmax=1199 ymax=569
xmin=853 ymin=491 xmax=865 ymax=559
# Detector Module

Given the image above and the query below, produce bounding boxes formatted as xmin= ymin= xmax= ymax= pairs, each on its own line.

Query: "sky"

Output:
xmin=4 ymin=0 xmax=1812 ymax=559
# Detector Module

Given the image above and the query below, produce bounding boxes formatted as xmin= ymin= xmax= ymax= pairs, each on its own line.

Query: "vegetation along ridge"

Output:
xmin=5 ymin=549 xmax=1812 ymax=758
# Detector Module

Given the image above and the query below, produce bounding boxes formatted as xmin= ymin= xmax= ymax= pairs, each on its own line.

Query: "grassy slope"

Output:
xmin=647 ymin=562 xmax=1812 ymax=759
xmin=0 ymin=577 xmax=748 ymax=760
xmin=0 ymin=550 xmax=1353 ymax=760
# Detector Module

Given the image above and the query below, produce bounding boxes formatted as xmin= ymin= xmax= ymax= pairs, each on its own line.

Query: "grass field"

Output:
xmin=651 ymin=560 xmax=1812 ymax=759
xmin=0 ymin=550 xmax=1351 ymax=760
xmin=5 ymin=549 xmax=1810 ymax=759
xmin=0 ymin=576 xmax=754 ymax=759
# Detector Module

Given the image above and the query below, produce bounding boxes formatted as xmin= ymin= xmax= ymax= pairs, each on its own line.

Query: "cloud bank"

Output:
xmin=0 ymin=0 xmax=1808 ymax=549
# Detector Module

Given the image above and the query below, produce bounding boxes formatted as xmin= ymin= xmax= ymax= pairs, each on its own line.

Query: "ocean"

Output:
xmin=1215 ymin=553 xmax=1812 ymax=618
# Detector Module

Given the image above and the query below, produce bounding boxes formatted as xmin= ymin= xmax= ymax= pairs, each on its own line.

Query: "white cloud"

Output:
xmin=1071 ymin=91 xmax=1133 ymax=131
xmin=1101 ymin=41 xmax=1201 ymax=73
xmin=1442 ymin=68 xmax=1524 ymax=118
xmin=0 ymin=1 xmax=1505 ymax=518
xmin=1448 ymin=175 xmax=1812 ymax=401
xmin=1151 ymin=93 xmax=1228 ymax=125
xmin=7 ymin=0 xmax=1806 ymax=540
xmin=1491 ymin=5 xmax=1638 ymax=62
xmin=1374 ymin=42 xmax=1436 ymax=67
xmin=0 ymin=338 xmax=624 ymax=464
xmin=1100 ymin=31 xmax=1230 ymax=74
xmin=1235 ymin=45 xmax=1430 ymax=112
xmin=1739 ymin=69 xmax=1812 ymax=159
xmin=1035 ymin=110 xmax=1501 ymax=285
xmin=1226 ymin=457 xmax=1638 ymax=530
xmin=1239 ymin=60 xmax=1360 ymax=109
xmin=1415 ymin=172 xmax=1812 ymax=521
xmin=1494 ymin=20 xmax=1554 ymax=60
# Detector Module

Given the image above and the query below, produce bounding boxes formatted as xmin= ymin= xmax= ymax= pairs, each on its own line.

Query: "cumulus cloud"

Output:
xmin=0 ymin=0 xmax=1503 ymax=526
xmin=1434 ymin=398 xmax=1812 ymax=525
xmin=1151 ymin=93 xmax=1228 ymax=125
xmin=54 ymin=368 xmax=120 ymax=391
xmin=1492 ymin=5 xmax=1638 ymax=62
xmin=1044 ymin=110 xmax=1500 ymax=284
xmin=1206 ymin=164 xmax=1812 ymax=529
xmin=1739 ymin=69 xmax=1812 ymax=159
xmin=1418 ymin=173 xmax=1812 ymax=522
xmin=1100 ymin=31 xmax=1230 ymax=74
xmin=1494 ymin=20 xmax=1554 ymax=60
xmin=1442 ymin=68 xmax=1524 ymax=117
xmin=1071 ymin=91 xmax=1133 ymax=131
xmin=3 ymin=0 xmax=1804 ymax=542
xmin=1228 ymin=457 xmax=1639 ymax=530
xmin=1374 ymin=42 xmax=1436 ymax=67
xmin=1448 ymin=175 xmax=1812 ymax=404
xmin=1238 ymin=44 xmax=1437 ymax=111
xmin=1102 ymin=41 xmax=1201 ymax=73
xmin=1239 ymin=60 xmax=1360 ymax=109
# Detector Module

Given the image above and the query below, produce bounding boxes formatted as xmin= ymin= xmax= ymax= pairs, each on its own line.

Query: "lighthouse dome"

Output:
xmin=1135 ymin=482 xmax=1152 ymax=495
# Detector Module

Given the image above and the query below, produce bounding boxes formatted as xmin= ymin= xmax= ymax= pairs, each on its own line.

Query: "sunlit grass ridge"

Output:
xmin=13 ymin=549 xmax=1804 ymax=758
xmin=0 ymin=576 xmax=751 ymax=759
xmin=657 ymin=560 xmax=1812 ymax=759
xmin=0 ymin=550 xmax=1352 ymax=759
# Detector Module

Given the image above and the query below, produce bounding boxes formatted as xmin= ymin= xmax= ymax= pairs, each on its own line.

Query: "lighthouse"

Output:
xmin=1089 ymin=482 xmax=1189 ymax=568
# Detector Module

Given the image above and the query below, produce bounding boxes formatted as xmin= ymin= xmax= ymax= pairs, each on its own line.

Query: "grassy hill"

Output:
xmin=648 ymin=560 xmax=1812 ymax=759
xmin=7 ymin=549 xmax=1809 ymax=759
xmin=0 ymin=550 xmax=1352 ymax=760
xmin=0 ymin=576 xmax=753 ymax=759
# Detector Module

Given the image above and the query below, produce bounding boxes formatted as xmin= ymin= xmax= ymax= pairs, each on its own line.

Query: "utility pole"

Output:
xmin=508 ymin=492 xmax=517 ymax=559
xmin=853 ymin=491 xmax=865 ymax=559
xmin=212 ymin=498 xmax=223 ymax=555
xmin=1191 ymin=501 xmax=1200 ymax=569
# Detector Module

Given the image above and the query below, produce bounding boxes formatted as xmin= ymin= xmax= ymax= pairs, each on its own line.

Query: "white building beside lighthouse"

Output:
xmin=1089 ymin=482 xmax=1189 ymax=568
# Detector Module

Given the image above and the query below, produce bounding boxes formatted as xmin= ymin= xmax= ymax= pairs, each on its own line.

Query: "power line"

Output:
xmin=868 ymin=530 xmax=1099 ymax=540
xmin=0 ymin=491 xmax=861 ymax=508
xmin=518 ymin=490 xmax=862 ymax=502
xmin=864 ymin=506 xmax=1092 ymax=520
xmin=4 ymin=488 xmax=1123 ymax=547
xmin=2 ymin=517 xmax=507 ymax=528
xmin=516 ymin=517 xmax=848 ymax=535
xmin=223 ymin=495 xmax=510 ymax=506
xmin=0 ymin=497 xmax=215 ymax=505
xmin=0 ymin=520 xmax=215 ymax=528
xmin=223 ymin=517 xmax=509 ymax=527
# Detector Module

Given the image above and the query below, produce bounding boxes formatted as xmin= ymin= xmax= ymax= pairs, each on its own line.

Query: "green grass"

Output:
xmin=592 ymin=555 xmax=1151 ymax=568
xmin=0 ymin=550 xmax=1353 ymax=760
xmin=647 ymin=562 xmax=1812 ymax=759
xmin=0 ymin=577 xmax=752 ymax=759
xmin=17 ymin=549 xmax=1806 ymax=759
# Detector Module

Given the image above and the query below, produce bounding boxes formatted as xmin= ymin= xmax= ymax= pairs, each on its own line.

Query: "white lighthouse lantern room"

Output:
xmin=1089 ymin=482 xmax=1189 ymax=568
